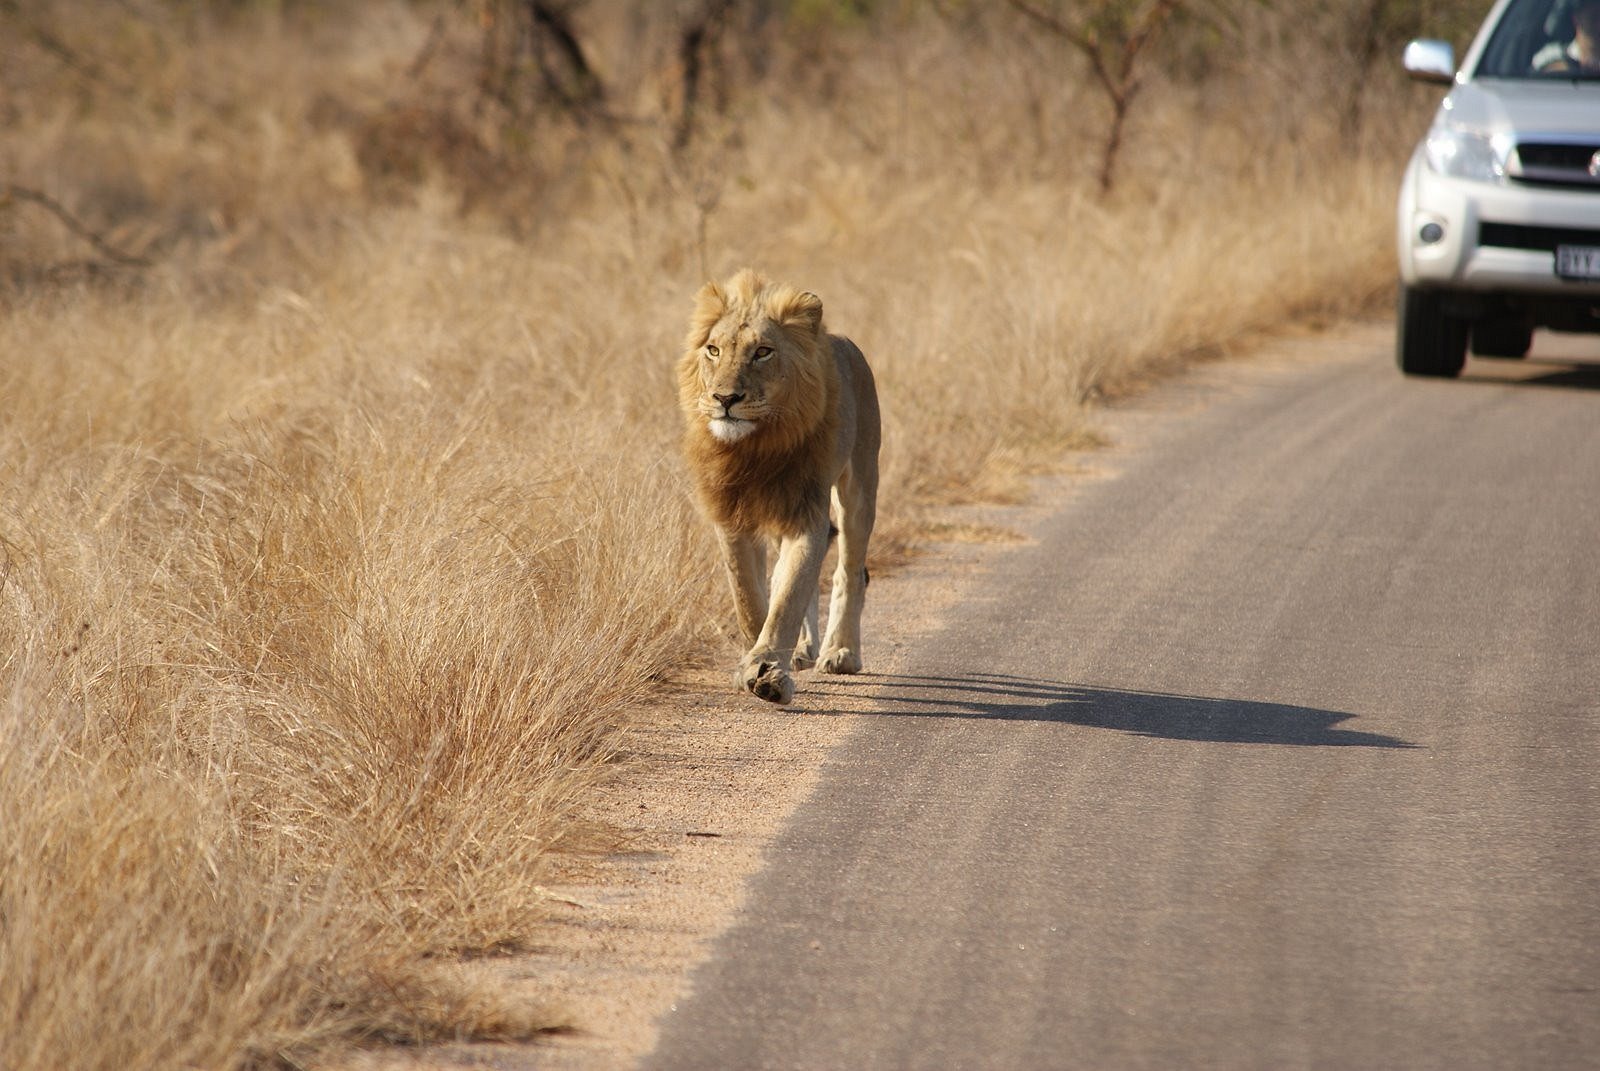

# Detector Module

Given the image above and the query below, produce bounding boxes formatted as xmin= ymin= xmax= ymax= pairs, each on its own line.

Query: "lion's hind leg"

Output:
xmin=792 ymin=525 xmax=831 ymax=671
xmin=793 ymin=592 xmax=821 ymax=671
xmin=818 ymin=465 xmax=875 ymax=675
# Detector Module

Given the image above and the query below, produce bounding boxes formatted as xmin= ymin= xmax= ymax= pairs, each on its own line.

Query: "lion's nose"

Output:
xmin=712 ymin=392 xmax=744 ymax=411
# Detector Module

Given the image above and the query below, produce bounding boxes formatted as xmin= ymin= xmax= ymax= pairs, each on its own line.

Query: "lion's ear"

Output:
xmin=695 ymin=280 xmax=725 ymax=309
xmin=686 ymin=281 xmax=727 ymax=347
xmin=774 ymin=290 xmax=823 ymax=337
xmin=693 ymin=281 xmax=727 ymax=321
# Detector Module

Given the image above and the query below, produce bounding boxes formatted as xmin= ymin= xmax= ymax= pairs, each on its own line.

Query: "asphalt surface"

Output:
xmin=643 ymin=328 xmax=1600 ymax=1071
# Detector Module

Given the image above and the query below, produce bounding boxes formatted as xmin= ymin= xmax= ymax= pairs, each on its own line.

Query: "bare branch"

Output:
xmin=1001 ymin=0 xmax=1187 ymax=193
xmin=1005 ymin=0 xmax=1118 ymax=94
xmin=527 ymin=0 xmax=606 ymax=112
xmin=673 ymin=0 xmax=740 ymax=151
xmin=1121 ymin=0 xmax=1181 ymax=78
xmin=1 ymin=185 xmax=151 ymax=268
xmin=0 ymin=0 xmax=139 ymax=98
xmin=404 ymin=13 xmax=449 ymax=81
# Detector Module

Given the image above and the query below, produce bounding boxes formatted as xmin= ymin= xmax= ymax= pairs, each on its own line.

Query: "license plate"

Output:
xmin=1555 ymin=245 xmax=1600 ymax=280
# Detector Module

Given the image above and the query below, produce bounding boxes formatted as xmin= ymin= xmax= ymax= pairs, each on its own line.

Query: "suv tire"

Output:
xmin=1470 ymin=315 xmax=1533 ymax=359
xmin=1398 ymin=285 xmax=1468 ymax=378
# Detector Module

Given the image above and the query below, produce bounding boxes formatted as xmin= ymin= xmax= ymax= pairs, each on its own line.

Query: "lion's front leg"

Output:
xmin=737 ymin=521 xmax=830 ymax=705
xmin=716 ymin=529 xmax=768 ymax=647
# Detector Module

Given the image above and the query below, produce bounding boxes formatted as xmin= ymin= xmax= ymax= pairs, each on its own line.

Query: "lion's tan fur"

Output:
xmin=677 ymin=268 xmax=880 ymax=704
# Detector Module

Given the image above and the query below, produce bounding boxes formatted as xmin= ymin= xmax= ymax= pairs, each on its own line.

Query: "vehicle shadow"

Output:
xmin=1461 ymin=360 xmax=1600 ymax=391
xmin=806 ymin=671 xmax=1417 ymax=749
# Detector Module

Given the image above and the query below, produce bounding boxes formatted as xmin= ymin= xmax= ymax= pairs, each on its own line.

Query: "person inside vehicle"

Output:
xmin=1533 ymin=0 xmax=1600 ymax=72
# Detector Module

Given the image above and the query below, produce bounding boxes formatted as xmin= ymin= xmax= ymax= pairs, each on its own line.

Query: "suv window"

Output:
xmin=1477 ymin=0 xmax=1593 ymax=77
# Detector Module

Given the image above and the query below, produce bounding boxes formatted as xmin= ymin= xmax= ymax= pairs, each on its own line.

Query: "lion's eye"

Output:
xmin=705 ymin=344 xmax=720 ymax=360
xmin=753 ymin=346 xmax=774 ymax=362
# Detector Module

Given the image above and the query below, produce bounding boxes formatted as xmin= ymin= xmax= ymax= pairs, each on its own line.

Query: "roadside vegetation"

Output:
xmin=0 ymin=0 xmax=1487 ymax=1066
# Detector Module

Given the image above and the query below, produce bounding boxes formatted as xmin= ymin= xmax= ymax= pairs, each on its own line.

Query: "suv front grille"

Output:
xmin=1479 ymin=221 xmax=1600 ymax=251
xmin=1513 ymin=142 xmax=1600 ymax=190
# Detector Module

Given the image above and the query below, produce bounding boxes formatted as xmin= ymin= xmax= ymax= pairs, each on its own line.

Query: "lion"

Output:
xmin=678 ymin=268 xmax=881 ymax=705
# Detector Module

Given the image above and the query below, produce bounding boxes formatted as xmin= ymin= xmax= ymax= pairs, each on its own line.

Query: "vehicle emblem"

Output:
xmin=1591 ymin=150 xmax=1600 ymax=178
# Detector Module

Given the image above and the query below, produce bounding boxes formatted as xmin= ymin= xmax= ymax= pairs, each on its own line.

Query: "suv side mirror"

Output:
xmin=1404 ymin=39 xmax=1456 ymax=85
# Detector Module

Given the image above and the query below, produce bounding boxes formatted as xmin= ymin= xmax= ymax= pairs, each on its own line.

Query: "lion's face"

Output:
xmin=679 ymin=270 xmax=828 ymax=450
xmin=692 ymin=321 xmax=800 ymax=444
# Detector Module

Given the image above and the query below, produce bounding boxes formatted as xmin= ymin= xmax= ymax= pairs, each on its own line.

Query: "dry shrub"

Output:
xmin=0 ymin=1 xmax=1434 ymax=1067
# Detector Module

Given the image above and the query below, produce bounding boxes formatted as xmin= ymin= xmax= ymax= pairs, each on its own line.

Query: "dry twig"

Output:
xmin=1 ymin=184 xmax=151 ymax=268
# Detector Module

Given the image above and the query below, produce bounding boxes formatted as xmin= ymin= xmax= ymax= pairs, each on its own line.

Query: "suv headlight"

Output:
xmin=1424 ymin=125 xmax=1511 ymax=183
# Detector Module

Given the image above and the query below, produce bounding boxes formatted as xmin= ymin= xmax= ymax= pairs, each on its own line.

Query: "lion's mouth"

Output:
xmin=708 ymin=416 xmax=757 ymax=443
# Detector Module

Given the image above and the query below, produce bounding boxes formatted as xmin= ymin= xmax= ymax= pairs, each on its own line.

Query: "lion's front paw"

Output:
xmin=817 ymin=647 xmax=862 ymax=675
xmin=736 ymin=659 xmax=795 ymax=705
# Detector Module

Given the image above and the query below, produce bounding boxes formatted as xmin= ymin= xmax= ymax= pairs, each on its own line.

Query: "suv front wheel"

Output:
xmin=1397 ymin=285 xmax=1468 ymax=378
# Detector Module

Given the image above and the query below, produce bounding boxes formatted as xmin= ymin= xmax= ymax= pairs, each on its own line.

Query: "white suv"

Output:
xmin=1397 ymin=0 xmax=1600 ymax=376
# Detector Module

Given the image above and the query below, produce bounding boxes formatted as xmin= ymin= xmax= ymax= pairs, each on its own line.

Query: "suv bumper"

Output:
xmin=1398 ymin=146 xmax=1600 ymax=299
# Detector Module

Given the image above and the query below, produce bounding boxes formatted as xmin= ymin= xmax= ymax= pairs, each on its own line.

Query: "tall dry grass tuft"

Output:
xmin=1 ymin=1 xmax=1440 ymax=1066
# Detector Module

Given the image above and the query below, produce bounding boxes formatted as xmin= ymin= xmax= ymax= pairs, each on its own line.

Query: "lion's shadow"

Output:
xmin=804 ymin=671 xmax=1417 ymax=749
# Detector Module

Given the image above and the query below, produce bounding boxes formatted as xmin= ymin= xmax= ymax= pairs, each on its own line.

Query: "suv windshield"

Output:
xmin=1478 ymin=0 xmax=1600 ymax=77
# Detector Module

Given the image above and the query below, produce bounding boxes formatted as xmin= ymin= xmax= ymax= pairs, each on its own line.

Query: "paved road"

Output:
xmin=643 ymin=329 xmax=1600 ymax=1071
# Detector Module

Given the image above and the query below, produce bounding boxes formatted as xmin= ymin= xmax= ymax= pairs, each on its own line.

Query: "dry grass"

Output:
xmin=1 ymin=219 xmax=713 ymax=1064
xmin=1 ymin=2 xmax=1436 ymax=1067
